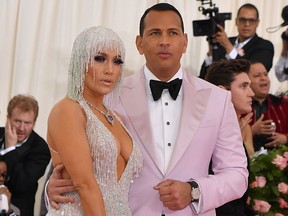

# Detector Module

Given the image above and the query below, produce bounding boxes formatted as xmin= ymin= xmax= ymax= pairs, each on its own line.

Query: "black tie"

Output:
xmin=149 ymin=78 xmax=182 ymax=101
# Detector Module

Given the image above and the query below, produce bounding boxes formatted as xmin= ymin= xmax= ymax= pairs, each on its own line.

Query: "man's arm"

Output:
xmin=3 ymin=133 xmax=51 ymax=192
xmin=45 ymin=163 xmax=75 ymax=210
xmin=275 ymin=28 xmax=288 ymax=82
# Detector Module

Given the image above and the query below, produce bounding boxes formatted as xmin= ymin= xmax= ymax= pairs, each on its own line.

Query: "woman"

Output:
xmin=46 ymin=26 xmax=143 ymax=216
xmin=206 ymin=59 xmax=255 ymax=216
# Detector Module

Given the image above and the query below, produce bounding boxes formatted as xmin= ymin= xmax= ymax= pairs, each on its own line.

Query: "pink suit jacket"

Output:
xmin=116 ymin=67 xmax=248 ymax=216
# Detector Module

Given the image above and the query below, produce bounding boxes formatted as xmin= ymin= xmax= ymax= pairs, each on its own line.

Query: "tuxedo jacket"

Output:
xmin=199 ymin=34 xmax=274 ymax=79
xmin=116 ymin=67 xmax=249 ymax=216
xmin=0 ymin=127 xmax=51 ymax=216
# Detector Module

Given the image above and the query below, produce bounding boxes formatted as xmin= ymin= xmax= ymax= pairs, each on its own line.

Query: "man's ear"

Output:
xmin=135 ymin=35 xmax=144 ymax=55
xmin=182 ymin=33 xmax=188 ymax=53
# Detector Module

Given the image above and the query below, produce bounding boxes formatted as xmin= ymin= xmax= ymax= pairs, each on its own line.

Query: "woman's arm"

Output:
xmin=47 ymin=98 xmax=105 ymax=216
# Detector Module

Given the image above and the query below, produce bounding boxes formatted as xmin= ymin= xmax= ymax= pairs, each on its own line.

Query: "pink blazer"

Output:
xmin=117 ymin=67 xmax=248 ymax=216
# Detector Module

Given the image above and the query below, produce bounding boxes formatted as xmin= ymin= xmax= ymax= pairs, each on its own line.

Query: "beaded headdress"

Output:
xmin=67 ymin=26 xmax=125 ymax=109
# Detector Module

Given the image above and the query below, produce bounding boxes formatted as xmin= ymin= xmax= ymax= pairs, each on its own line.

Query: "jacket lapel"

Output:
xmin=166 ymin=74 xmax=212 ymax=175
xmin=121 ymin=68 xmax=164 ymax=173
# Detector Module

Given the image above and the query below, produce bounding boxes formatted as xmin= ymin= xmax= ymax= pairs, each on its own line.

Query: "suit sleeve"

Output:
xmin=243 ymin=39 xmax=274 ymax=72
xmin=196 ymin=92 xmax=249 ymax=212
xmin=4 ymin=132 xmax=51 ymax=192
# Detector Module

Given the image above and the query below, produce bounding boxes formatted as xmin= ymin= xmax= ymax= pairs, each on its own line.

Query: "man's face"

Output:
xmin=230 ymin=72 xmax=254 ymax=115
xmin=248 ymin=63 xmax=270 ymax=100
xmin=10 ymin=107 xmax=35 ymax=143
xmin=236 ymin=7 xmax=259 ymax=42
xmin=136 ymin=10 xmax=188 ymax=80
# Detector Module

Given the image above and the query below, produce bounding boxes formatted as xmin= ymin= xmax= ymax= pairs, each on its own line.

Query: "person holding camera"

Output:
xmin=275 ymin=27 xmax=288 ymax=82
xmin=199 ymin=3 xmax=274 ymax=79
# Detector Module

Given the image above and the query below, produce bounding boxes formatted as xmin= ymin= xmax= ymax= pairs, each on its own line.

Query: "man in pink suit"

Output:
xmin=46 ymin=3 xmax=248 ymax=216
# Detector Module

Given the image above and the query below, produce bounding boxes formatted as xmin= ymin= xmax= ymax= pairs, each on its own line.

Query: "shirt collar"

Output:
xmin=15 ymin=136 xmax=29 ymax=147
xmin=235 ymin=36 xmax=253 ymax=48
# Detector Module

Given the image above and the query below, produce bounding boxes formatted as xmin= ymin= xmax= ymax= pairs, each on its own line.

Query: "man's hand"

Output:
xmin=48 ymin=164 xmax=75 ymax=209
xmin=153 ymin=179 xmax=191 ymax=211
xmin=239 ymin=112 xmax=253 ymax=131
xmin=265 ymin=133 xmax=287 ymax=148
xmin=251 ymin=114 xmax=274 ymax=136
xmin=212 ymin=24 xmax=233 ymax=53
xmin=4 ymin=118 xmax=17 ymax=148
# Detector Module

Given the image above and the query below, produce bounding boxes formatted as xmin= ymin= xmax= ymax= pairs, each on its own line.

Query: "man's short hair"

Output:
xmin=205 ymin=59 xmax=251 ymax=90
xmin=7 ymin=94 xmax=39 ymax=121
xmin=237 ymin=3 xmax=259 ymax=19
xmin=139 ymin=3 xmax=184 ymax=36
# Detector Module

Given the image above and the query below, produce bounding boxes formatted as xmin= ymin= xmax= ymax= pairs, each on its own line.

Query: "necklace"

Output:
xmin=83 ymin=99 xmax=114 ymax=125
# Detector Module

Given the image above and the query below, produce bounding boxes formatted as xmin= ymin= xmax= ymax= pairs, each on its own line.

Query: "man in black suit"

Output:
xmin=0 ymin=94 xmax=51 ymax=216
xmin=199 ymin=3 xmax=274 ymax=79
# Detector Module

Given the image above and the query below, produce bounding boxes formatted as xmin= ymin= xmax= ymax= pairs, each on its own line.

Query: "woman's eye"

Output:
xmin=114 ymin=59 xmax=124 ymax=65
xmin=94 ymin=56 xmax=105 ymax=62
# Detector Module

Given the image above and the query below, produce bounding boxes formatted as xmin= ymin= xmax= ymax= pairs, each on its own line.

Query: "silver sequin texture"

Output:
xmin=46 ymin=99 xmax=143 ymax=216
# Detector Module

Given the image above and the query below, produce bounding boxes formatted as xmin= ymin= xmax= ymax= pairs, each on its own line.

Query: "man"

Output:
xmin=199 ymin=3 xmax=274 ymax=79
xmin=248 ymin=62 xmax=288 ymax=151
xmin=275 ymin=27 xmax=288 ymax=82
xmin=0 ymin=94 xmax=51 ymax=216
xmin=47 ymin=3 xmax=248 ymax=216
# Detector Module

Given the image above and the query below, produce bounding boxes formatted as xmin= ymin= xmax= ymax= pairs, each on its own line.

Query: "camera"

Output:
xmin=193 ymin=0 xmax=231 ymax=38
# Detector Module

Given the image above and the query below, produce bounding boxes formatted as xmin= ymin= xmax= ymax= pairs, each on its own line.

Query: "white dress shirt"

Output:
xmin=205 ymin=37 xmax=252 ymax=66
xmin=144 ymin=66 xmax=183 ymax=174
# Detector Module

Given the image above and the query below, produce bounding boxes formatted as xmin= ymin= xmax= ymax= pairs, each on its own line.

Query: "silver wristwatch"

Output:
xmin=188 ymin=181 xmax=200 ymax=201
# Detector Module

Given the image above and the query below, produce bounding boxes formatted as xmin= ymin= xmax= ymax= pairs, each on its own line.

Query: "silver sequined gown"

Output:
xmin=46 ymin=99 xmax=143 ymax=216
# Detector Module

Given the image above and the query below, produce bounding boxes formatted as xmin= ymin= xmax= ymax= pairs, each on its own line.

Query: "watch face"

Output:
xmin=191 ymin=187 xmax=200 ymax=200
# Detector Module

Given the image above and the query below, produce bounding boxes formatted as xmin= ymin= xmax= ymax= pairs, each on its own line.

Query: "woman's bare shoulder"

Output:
xmin=49 ymin=98 xmax=84 ymax=122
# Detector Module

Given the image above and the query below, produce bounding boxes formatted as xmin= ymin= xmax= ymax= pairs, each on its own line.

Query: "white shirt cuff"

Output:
xmin=44 ymin=179 xmax=51 ymax=211
xmin=0 ymin=146 xmax=16 ymax=155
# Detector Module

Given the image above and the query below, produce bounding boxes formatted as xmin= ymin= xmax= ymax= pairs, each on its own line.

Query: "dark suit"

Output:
xmin=0 ymin=127 xmax=51 ymax=216
xmin=199 ymin=34 xmax=274 ymax=79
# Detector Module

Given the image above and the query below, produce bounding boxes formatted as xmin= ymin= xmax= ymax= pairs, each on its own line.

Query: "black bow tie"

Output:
xmin=149 ymin=78 xmax=182 ymax=101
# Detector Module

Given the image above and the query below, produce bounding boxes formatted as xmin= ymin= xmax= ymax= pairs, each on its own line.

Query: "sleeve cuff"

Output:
xmin=0 ymin=146 xmax=16 ymax=155
xmin=44 ymin=179 xmax=51 ymax=211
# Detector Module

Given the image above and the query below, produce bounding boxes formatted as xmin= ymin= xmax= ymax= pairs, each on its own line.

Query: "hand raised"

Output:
xmin=4 ymin=118 xmax=17 ymax=148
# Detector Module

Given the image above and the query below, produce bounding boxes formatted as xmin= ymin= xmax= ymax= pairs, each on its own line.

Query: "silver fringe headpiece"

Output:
xmin=67 ymin=26 xmax=125 ymax=109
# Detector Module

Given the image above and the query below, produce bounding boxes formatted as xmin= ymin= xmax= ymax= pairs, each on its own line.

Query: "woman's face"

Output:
xmin=83 ymin=51 xmax=124 ymax=98
xmin=230 ymin=72 xmax=254 ymax=115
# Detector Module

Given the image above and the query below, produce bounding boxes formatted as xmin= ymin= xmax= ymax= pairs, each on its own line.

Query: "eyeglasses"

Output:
xmin=237 ymin=17 xmax=258 ymax=24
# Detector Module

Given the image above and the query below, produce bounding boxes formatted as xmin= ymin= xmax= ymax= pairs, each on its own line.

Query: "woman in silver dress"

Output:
xmin=46 ymin=26 xmax=143 ymax=216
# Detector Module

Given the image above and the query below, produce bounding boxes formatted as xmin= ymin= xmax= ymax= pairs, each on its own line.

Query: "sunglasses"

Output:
xmin=237 ymin=17 xmax=258 ymax=24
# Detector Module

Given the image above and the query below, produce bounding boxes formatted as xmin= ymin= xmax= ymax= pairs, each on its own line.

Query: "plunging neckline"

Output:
xmin=88 ymin=106 xmax=135 ymax=183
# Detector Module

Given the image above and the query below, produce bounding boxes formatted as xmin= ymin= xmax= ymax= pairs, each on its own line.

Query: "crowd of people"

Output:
xmin=1 ymin=2 xmax=287 ymax=216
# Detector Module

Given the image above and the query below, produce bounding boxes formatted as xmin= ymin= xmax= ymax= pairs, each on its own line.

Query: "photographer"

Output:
xmin=199 ymin=3 xmax=274 ymax=79
xmin=275 ymin=27 xmax=288 ymax=82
